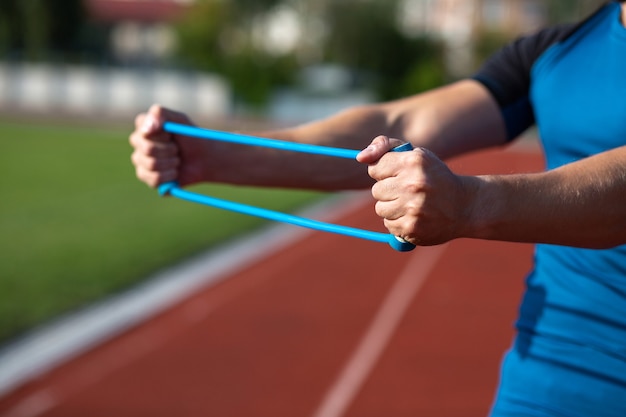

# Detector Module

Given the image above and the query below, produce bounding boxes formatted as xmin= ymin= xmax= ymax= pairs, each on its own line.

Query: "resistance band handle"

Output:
xmin=385 ymin=143 xmax=415 ymax=251
xmin=159 ymin=123 xmax=416 ymax=252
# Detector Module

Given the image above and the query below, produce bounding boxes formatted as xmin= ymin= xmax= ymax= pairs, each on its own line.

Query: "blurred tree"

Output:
xmin=0 ymin=0 xmax=20 ymax=56
xmin=0 ymin=0 xmax=85 ymax=61
xmin=472 ymin=29 xmax=512 ymax=71
xmin=321 ymin=0 xmax=444 ymax=100
xmin=546 ymin=0 xmax=607 ymax=24
xmin=176 ymin=0 xmax=298 ymax=109
xmin=176 ymin=0 xmax=445 ymax=108
xmin=472 ymin=0 xmax=609 ymax=73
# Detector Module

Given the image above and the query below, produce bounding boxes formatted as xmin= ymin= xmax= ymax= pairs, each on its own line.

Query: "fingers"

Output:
xmin=368 ymin=146 xmax=431 ymax=184
xmin=369 ymin=149 xmax=429 ymax=208
xmin=356 ymin=135 xmax=407 ymax=164
xmin=131 ymin=149 xmax=179 ymax=171
xmin=131 ymin=147 xmax=180 ymax=188
xmin=383 ymin=217 xmax=420 ymax=245
xmin=135 ymin=165 xmax=178 ymax=188
xmin=366 ymin=146 xmax=461 ymax=245
xmin=129 ymin=103 xmax=194 ymax=188
xmin=374 ymin=194 xmax=418 ymax=218
xmin=357 ymin=135 xmax=392 ymax=163
xmin=136 ymin=104 xmax=193 ymax=143
xmin=129 ymin=131 xmax=178 ymax=158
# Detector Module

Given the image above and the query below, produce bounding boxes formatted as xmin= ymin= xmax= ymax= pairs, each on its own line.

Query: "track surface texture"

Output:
xmin=0 ymin=143 xmax=543 ymax=417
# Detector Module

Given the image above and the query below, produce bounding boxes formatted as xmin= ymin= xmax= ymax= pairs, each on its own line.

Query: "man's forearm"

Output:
xmin=214 ymin=80 xmax=508 ymax=190
xmin=213 ymin=104 xmax=392 ymax=190
xmin=468 ymin=146 xmax=626 ymax=248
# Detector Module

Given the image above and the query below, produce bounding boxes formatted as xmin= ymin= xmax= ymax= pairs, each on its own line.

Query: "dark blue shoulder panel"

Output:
xmin=472 ymin=24 xmax=575 ymax=140
xmin=471 ymin=2 xmax=614 ymax=139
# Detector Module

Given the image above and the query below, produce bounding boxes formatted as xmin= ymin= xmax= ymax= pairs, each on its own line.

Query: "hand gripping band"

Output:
xmin=159 ymin=122 xmax=416 ymax=252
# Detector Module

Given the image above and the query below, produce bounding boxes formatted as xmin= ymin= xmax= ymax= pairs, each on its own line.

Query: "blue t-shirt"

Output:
xmin=474 ymin=2 xmax=626 ymax=415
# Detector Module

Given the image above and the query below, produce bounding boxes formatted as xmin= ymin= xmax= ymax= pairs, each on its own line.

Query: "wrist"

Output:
xmin=460 ymin=175 xmax=503 ymax=241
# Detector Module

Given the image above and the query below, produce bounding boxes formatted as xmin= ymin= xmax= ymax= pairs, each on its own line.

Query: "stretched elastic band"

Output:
xmin=164 ymin=122 xmax=360 ymax=159
xmin=160 ymin=123 xmax=415 ymax=252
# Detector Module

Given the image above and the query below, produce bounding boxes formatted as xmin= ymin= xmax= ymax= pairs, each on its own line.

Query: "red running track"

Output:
xmin=0 ymin=144 xmax=543 ymax=417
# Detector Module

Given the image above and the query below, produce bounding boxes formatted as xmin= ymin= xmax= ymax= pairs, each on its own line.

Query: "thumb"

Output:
xmin=140 ymin=109 xmax=161 ymax=135
xmin=140 ymin=104 xmax=194 ymax=142
xmin=356 ymin=135 xmax=406 ymax=164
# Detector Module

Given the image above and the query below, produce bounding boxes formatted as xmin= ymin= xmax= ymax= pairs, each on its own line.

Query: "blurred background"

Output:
xmin=0 ymin=0 xmax=608 ymax=362
xmin=0 ymin=0 xmax=608 ymax=122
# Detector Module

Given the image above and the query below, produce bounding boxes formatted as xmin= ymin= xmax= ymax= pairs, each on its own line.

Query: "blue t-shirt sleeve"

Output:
xmin=472 ymin=24 xmax=576 ymax=140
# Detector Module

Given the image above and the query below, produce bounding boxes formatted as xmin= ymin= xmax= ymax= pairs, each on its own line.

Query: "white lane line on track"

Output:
xmin=311 ymin=244 xmax=448 ymax=417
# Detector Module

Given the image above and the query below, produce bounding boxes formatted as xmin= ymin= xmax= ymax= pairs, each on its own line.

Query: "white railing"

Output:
xmin=0 ymin=63 xmax=231 ymax=119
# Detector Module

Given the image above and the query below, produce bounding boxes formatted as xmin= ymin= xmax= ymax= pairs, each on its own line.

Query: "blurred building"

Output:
xmin=78 ymin=0 xmax=549 ymax=82
xmin=1 ymin=0 xmax=551 ymax=118
xmin=0 ymin=0 xmax=230 ymax=120
xmin=84 ymin=0 xmax=195 ymax=65
xmin=399 ymin=0 xmax=546 ymax=75
xmin=399 ymin=0 xmax=546 ymax=41
xmin=83 ymin=0 xmax=546 ymax=67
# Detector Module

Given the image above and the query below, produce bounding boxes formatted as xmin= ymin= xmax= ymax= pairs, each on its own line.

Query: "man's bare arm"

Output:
xmin=130 ymin=79 xmax=507 ymax=190
xmin=367 ymin=140 xmax=626 ymax=248
xmin=468 ymin=146 xmax=626 ymax=248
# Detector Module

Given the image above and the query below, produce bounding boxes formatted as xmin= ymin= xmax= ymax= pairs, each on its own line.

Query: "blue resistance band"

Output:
xmin=159 ymin=122 xmax=416 ymax=252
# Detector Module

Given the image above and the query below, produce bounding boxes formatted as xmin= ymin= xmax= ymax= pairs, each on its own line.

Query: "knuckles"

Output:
xmin=369 ymin=146 xmax=457 ymax=246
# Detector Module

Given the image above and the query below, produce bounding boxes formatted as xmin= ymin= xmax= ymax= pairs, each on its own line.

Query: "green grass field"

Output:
xmin=0 ymin=118 xmax=324 ymax=345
